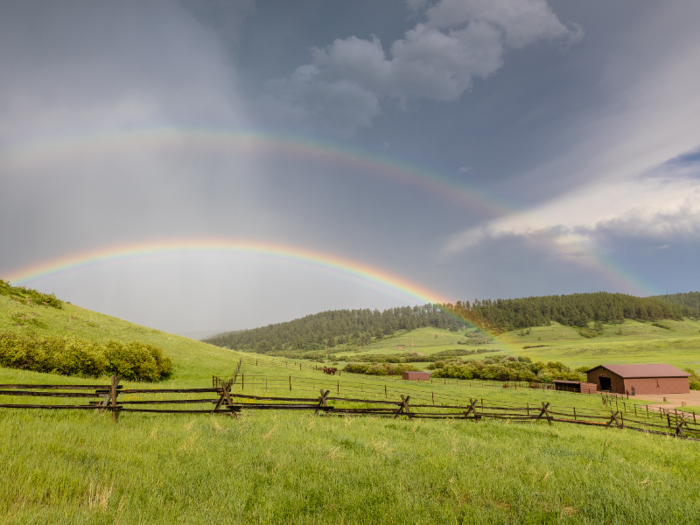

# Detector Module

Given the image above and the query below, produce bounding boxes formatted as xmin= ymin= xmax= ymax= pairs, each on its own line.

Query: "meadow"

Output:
xmin=332 ymin=320 xmax=700 ymax=372
xmin=2 ymin=295 xmax=700 ymax=523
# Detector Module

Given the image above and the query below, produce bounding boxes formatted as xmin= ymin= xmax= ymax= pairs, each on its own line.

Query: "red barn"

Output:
xmin=586 ymin=364 xmax=690 ymax=395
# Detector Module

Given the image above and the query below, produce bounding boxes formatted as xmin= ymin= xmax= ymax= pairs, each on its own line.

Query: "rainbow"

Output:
xmin=0 ymin=126 xmax=655 ymax=295
xmin=5 ymin=238 xmax=450 ymax=304
xmin=3 ymin=238 xmax=522 ymax=349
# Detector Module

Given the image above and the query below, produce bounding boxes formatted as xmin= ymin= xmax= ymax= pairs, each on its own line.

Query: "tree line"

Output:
xmin=652 ymin=292 xmax=700 ymax=318
xmin=449 ymin=291 xmax=694 ymax=333
xmin=205 ymin=291 xmax=696 ymax=354
xmin=205 ymin=304 xmax=467 ymax=354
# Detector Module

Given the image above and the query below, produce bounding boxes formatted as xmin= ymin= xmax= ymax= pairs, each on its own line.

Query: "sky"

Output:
xmin=1 ymin=0 xmax=700 ymax=337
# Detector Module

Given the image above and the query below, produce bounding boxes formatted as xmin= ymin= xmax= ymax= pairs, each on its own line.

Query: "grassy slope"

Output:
xmin=1 ymin=298 xmax=700 ymax=523
xmin=331 ymin=320 xmax=700 ymax=372
xmin=0 ymin=295 xmax=243 ymax=383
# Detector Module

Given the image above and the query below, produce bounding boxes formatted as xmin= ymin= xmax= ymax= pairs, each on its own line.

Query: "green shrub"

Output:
xmin=684 ymin=368 xmax=700 ymax=391
xmin=103 ymin=340 xmax=173 ymax=382
xmin=430 ymin=355 xmax=584 ymax=383
xmin=579 ymin=328 xmax=598 ymax=338
xmin=0 ymin=280 xmax=62 ymax=309
xmin=652 ymin=322 xmax=672 ymax=330
xmin=343 ymin=362 xmax=420 ymax=376
xmin=0 ymin=332 xmax=172 ymax=381
xmin=9 ymin=311 xmax=46 ymax=328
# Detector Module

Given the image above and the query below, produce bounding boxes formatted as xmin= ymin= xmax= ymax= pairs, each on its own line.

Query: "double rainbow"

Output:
xmin=0 ymin=126 xmax=653 ymax=304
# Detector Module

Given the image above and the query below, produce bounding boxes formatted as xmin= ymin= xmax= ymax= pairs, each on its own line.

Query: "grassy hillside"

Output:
xmin=0 ymin=294 xmax=242 ymax=383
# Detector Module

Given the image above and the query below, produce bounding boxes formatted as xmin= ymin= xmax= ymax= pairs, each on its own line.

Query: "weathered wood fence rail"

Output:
xmin=1 ymin=376 xmax=698 ymax=440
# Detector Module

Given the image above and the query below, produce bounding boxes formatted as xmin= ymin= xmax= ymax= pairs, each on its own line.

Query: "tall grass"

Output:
xmin=0 ymin=408 xmax=698 ymax=524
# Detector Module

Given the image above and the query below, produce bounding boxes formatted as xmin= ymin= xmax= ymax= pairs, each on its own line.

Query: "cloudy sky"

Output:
xmin=2 ymin=0 xmax=699 ymax=336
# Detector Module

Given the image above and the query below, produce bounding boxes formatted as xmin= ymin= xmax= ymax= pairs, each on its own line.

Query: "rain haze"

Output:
xmin=2 ymin=0 xmax=700 ymax=337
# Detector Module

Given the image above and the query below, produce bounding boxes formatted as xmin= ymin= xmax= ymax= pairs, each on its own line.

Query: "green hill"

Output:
xmin=0 ymin=281 xmax=241 ymax=383
xmin=204 ymin=292 xmax=699 ymax=367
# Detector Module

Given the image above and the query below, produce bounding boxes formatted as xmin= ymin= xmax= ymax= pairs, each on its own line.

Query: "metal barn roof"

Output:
xmin=585 ymin=364 xmax=690 ymax=378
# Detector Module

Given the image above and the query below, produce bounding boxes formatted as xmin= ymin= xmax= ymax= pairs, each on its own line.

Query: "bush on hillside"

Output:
xmin=428 ymin=354 xmax=584 ymax=383
xmin=343 ymin=362 xmax=420 ymax=376
xmin=0 ymin=280 xmax=62 ymax=309
xmin=347 ymin=348 xmax=495 ymax=364
xmin=0 ymin=332 xmax=172 ymax=381
xmin=684 ymin=368 xmax=700 ymax=391
xmin=103 ymin=340 xmax=173 ymax=381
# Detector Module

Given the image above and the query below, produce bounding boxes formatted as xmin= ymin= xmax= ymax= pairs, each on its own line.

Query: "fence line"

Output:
xmin=0 ymin=376 xmax=697 ymax=440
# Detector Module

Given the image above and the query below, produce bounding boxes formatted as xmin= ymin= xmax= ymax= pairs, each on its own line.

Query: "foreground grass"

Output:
xmin=1 ymin=408 xmax=699 ymax=525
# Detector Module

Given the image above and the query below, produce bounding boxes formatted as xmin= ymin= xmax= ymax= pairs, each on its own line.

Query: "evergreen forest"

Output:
xmin=205 ymin=291 xmax=698 ymax=355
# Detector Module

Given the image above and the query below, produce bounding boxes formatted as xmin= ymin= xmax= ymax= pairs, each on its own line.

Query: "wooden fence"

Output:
xmin=1 ymin=376 xmax=698 ymax=440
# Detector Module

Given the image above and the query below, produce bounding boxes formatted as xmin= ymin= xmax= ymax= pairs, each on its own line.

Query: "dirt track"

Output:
xmin=636 ymin=390 xmax=700 ymax=412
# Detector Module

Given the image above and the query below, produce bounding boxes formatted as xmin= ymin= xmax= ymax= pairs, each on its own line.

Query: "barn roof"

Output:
xmin=586 ymin=364 xmax=690 ymax=378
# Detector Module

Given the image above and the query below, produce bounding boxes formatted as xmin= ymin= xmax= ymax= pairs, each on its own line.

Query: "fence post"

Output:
xmin=289 ymin=375 xmax=292 ymax=391
xmin=242 ymin=374 xmax=244 ymax=390
xmin=337 ymin=380 xmax=339 ymax=395
xmin=573 ymin=407 xmax=576 ymax=421
xmin=110 ymin=375 xmax=120 ymax=423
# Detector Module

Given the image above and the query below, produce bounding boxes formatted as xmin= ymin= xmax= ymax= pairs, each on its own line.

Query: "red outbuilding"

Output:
xmin=553 ymin=380 xmax=598 ymax=394
xmin=585 ymin=364 xmax=690 ymax=395
xmin=402 ymin=371 xmax=430 ymax=381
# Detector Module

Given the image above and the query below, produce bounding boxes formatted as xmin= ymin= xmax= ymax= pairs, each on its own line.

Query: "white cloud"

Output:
xmin=424 ymin=0 xmax=582 ymax=48
xmin=658 ymin=245 xmax=670 ymax=249
xmin=445 ymin=164 xmax=700 ymax=254
xmin=265 ymin=0 xmax=580 ymax=132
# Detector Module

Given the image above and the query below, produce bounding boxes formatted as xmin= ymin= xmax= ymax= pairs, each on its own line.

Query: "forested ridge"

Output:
xmin=652 ymin=291 xmax=700 ymax=317
xmin=205 ymin=291 xmax=697 ymax=355
xmin=205 ymin=304 xmax=467 ymax=355
xmin=450 ymin=291 xmax=694 ymax=333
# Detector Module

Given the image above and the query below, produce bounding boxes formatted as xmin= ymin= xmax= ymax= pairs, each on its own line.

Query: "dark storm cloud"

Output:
xmin=262 ymin=0 xmax=580 ymax=135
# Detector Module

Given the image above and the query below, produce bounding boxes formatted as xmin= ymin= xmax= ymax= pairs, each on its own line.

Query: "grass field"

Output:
xmin=332 ymin=320 xmax=700 ymax=373
xmin=2 ymin=407 xmax=700 ymax=524
xmin=2 ymin=296 xmax=700 ymax=523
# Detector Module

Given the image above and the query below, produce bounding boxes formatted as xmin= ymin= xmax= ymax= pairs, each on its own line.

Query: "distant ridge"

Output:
xmin=205 ymin=291 xmax=694 ymax=355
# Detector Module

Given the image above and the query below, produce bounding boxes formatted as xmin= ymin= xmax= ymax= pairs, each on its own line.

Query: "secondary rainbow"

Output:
xmin=0 ymin=126 xmax=508 ymax=217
